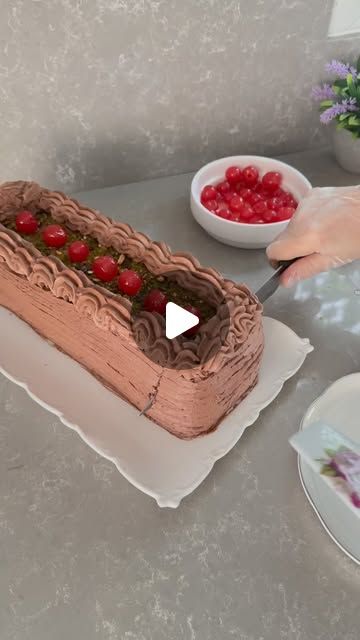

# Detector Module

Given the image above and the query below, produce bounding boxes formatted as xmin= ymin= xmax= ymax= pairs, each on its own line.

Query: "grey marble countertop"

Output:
xmin=1 ymin=148 xmax=359 ymax=640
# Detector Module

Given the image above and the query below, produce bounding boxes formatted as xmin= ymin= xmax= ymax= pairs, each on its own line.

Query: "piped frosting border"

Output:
xmin=0 ymin=180 xmax=262 ymax=371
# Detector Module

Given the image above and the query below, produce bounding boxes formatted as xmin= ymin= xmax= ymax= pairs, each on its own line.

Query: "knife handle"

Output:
xmin=274 ymin=258 xmax=299 ymax=275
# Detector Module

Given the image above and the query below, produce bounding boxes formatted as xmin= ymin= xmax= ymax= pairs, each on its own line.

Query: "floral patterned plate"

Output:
xmin=299 ymin=374 xmax=360 ymax=564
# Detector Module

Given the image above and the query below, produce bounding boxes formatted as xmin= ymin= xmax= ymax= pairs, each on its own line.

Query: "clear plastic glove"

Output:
xmin=266 ymin=185 xmax=360 ymax=287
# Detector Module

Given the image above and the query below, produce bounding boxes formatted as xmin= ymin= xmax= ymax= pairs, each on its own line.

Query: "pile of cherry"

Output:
xmin=201 ymin=165 xmax=298 ymax=224
xmin=14 ymin=211 xmax=175 ymax=318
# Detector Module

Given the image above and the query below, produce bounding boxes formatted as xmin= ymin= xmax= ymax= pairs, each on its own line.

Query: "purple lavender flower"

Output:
xmin=311 ymin=83 xmax=336 ymax=101
xmin=325 ymin=59 xmax=357 ymax=79
xmin=320 ymin=98 xmax=358 ymax=125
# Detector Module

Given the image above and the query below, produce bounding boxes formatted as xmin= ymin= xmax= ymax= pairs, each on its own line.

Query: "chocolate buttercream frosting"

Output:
xmin=0 ymin=181 xmax=264 ymax=438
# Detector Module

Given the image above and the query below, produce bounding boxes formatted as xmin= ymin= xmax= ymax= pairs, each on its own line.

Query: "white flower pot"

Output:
xmin=333 ymin=127 xmax=360 ymax=174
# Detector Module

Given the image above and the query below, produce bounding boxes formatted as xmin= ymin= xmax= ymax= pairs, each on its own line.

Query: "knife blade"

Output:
xmin=255 ymin=259 xmax=298 ymax=303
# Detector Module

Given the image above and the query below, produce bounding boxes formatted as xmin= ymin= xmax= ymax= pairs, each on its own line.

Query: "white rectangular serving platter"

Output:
xmin=0 ymin=307 xmax=313 ymax=507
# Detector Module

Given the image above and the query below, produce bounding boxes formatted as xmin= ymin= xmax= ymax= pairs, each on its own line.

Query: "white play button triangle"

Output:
xmin=165 ymin=302 xmax=199 ymax=339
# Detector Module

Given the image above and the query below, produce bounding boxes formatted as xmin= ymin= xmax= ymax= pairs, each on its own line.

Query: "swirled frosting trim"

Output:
xmin=0 ymin=180 xmax=263 ymax=371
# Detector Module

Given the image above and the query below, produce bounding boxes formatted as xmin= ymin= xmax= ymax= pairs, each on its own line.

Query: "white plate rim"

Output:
xmin=298 ymin=373 xmax=360 ymax=565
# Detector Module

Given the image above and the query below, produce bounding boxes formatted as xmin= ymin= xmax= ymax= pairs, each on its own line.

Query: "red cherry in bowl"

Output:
xmin=201 ymin=185 xmax=218 ymax=202
xmin=42 ymin=224 xmax=68 ymax=248
xmin=216 ymin=208 xmax=231 ymax=220
xmin=223 ymin=190 xmax=237 ymax=204
xmin=249 ymin=216 xmax=265 ymax=224
xmin=204 ymin=199 xmax=218 ymax=212
xmin=237 ymin=187 xmax=253 ymax=201
xmin=229 ymin=195 xmax=244 ymax=214
xmin=263 ymin=209 xmax=278 ymax=223
xmin=216 ymin=180 xmax=231 ymax=196
xmin=247 ymin=192 xmax=263 ymax=206
xmin=281 ymin=194 xmax=298 ymax=209
xmin=67 ymin=240 xmax=90 ymax=263
xmin=262 ymin=171 xmax=282 ymax=193
xmin=92 ymin=255 xmax=118 ymax=282
xmin=267 ymin=197 xmax=282 ymax=211
xmin=225 ymin=166 xmax=243 ymax=185
xmin=15 ymin=210 xmax=38 ymax=235
xmin=277 ymin=206 xmax=295 ymax=221
xmin=143 ymin=289 xmax=168 ymax=315
xmin=118 ymin=269 xmax=143 ymax=296
xmin=243 ymin=165 xmax=259 ymax=187
xmin=238 ymin=204 xmax=253 ymax=222
xmin=253 ymin=201 xmax=268 ymax=216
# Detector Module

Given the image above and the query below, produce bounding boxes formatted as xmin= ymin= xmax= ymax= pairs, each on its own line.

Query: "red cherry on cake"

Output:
xmin=15 ymin=211 xmax=38 ymax=235
xmin=67 ymin=240 xmax=90 ymax=263
xmin=42 ymin=224 xmax=68 ymax=248
xmin=118 ymin=269 xmax=142 ymax=296
xmin=92 ymin=255 xmax=118 ymax=282
xmin=184 ymin=305 xmax=201 ymax=337
xmin=242 ymin=165 xmax=259 ymax=187
xmin=201 ymin=185 xmax=218 ymax=202
xmin=262 ymin=171 xmax=282 ymax=193
xmin=143 ymin=289 xmax=168 ymax=315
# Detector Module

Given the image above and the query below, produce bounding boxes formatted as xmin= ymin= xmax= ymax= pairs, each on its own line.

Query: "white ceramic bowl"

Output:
xmin=190 ymin=155 xmax=312 ymax=249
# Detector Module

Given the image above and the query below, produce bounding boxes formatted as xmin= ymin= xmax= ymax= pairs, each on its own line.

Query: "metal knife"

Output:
xmin=255 ymin=259 xmax=297 ymax=303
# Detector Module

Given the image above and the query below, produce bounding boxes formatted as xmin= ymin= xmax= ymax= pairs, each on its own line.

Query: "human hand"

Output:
xmin=266 ymin=185 xmax=360 ymax=286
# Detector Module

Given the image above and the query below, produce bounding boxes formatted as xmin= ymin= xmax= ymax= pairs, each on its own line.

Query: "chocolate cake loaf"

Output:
xmin=0 ymin=181 xmax=264 ymax=439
